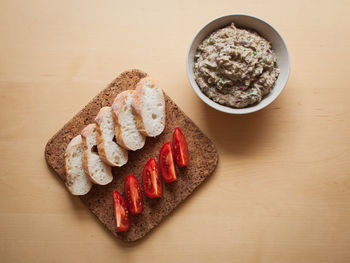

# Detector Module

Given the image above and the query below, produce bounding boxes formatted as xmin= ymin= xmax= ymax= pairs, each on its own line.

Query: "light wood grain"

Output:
xmin=0 ymin=0 xmax=349 ymax=262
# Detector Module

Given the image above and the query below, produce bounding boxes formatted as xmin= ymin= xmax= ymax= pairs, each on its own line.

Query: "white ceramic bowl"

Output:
xmin=186 ymin=14 xmax=290 ymax=114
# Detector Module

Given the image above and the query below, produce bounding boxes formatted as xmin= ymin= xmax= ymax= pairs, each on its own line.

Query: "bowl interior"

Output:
xmin=187 ymin=14 xmax=290 ymax=114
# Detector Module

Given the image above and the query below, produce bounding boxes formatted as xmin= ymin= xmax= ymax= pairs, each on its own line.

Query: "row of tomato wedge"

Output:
xmin=113 ymin=127 xmax=189 ymax=232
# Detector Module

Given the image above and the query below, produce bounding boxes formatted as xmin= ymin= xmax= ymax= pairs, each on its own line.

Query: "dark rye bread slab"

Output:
xmin=45 ymin=69 xmax=218 ymax=242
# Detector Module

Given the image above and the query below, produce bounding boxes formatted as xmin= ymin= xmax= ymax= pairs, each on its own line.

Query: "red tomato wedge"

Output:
xmin=159 ymin=142 xmax=177 ymax=183
xmin=142 ymin=158 xmax=162 ymax=198
xmin=124 ymin=174 xmax=143 ymax=215
xmin=113 ymin=190 xmax=130 ymax=232
xmin=172 ymin=127 xmax=189 ymax=167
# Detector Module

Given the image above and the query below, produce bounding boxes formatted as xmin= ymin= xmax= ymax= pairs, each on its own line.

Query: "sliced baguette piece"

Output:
xmin=95 ymin=106 xmax=128 ymax=167
xmin=112 ymin=90 xmax=146 ymax=151
xmin=81 ymin=124 xmax=113 ymax=185
xmin=131 ymin=77 xmax=165 ymax=137
xmin=64 ymin=135 xmax=92 ymax=195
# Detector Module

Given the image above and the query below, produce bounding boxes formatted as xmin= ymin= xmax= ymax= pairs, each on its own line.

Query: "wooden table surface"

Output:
xmin=1 ymin=0 xmax=349 ymax=262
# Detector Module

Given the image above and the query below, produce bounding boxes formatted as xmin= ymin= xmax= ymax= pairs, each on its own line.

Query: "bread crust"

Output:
xmin=95 ymin=107 xmax=128 ymax=166
xmin=81 ymin=123 xmax=96 ymax=142
xmin=81 ymin=124 xmax=96 ymax=181
xmin=131 ymin=77 xmax=165 ymax=137
xmin=81 ymin=123 xmax=112 ymax=185
xmin=131 ymin=80 xmax=147 ymax=136
xmin=64 ymin=135 xmax=92 ymax=195
xmin=95 ymin=107 xmax=116 ymax=166
xmin=111 ymin=90 xmax=134 ymax=150
xmin=65 ymin=134 xmax=82 ymax=155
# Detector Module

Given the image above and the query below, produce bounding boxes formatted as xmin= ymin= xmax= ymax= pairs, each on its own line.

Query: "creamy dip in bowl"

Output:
xmin=187 ymin=14 xmax=290 ymax=114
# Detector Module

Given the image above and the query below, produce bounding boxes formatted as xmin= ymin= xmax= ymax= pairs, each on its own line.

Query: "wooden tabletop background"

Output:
xmin=1 ymin=0 xmax=349 ymax=262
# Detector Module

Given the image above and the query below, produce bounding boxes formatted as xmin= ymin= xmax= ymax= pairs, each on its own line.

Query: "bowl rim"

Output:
xmin=186 ymin=14 xmax=290 ymax=114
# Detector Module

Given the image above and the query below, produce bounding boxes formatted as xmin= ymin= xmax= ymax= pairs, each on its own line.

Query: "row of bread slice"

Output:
xmin=64 ymin=77 xmax=165 ymax=195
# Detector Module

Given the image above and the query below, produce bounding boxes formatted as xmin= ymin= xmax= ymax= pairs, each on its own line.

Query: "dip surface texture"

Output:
xmin=194 ymin=23 xmax=280 ymax=108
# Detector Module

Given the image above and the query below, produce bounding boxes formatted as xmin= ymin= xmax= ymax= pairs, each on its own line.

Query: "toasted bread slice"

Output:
xmin=131 ymin=77 xmax=165 ymax=137
xmin=81 ymin=124 xmax=113 ymax=185
xmin=112 ymin=90 xmax=146 ymax=151
xmin=95 ymin=106 xmax=128 ymax=167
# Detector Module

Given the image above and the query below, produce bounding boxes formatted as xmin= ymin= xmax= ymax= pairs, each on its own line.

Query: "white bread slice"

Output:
xmin=81 ymin=124 xmax=113 ymax=185
xmin=95 ymin=106 xmax=128 ymax=167
xmin=131 ymin=77 xmax=165 ymax=137
xmin=112 ymin=90 xmax=146 ymax=151
xmin=64 ymin=135 xmax=92 ymax=195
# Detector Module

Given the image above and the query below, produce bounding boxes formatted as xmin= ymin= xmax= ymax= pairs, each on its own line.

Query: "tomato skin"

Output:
xmin=172 ymin=127 xmax=189 ymax=167
xmin=124 ymin=174 xmax=143 ymax=215
xmin=142 ymin=158 xmax=162 ymax=198
xmin=113 ymin=190 xmax=130 ymax=232
xmin=159 ymin=142 xmax=177 ymax=183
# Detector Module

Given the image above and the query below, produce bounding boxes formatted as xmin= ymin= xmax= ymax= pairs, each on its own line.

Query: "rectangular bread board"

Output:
xmin=45 ymin=69 xmax=218 ymax=242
